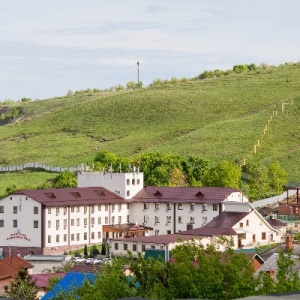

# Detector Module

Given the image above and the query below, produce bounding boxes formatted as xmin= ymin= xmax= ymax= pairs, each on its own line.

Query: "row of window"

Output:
xmin=126 ymin=178 xmax=141 ymax=185
xmin=0 ymin=206 xmax=39 ymax=214
xmin=143 ymin=215 xmax=208 ymax=225
xmin=47 ymin=203 xmax=130 ymax=215
xmin=47 ymin=231 xmax=102 ymax=243
xmin=48 ymin=215 xmax=130 ymax=229
xmin=0 ymin=220 xmax=38 ymax=228
xmin=114 ymin=242 xmax=158 ymax=252
xmin=143 ymin=203 xmax=218 ymax=211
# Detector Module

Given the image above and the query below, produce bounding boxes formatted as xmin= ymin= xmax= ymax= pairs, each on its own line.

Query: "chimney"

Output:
xmin=285 ymin=236 xmax=293 ymax=252
xmin=269 ymin=212 xmax=273 ymax=220
xmin=266 ymin=269 xmax=275 ymax=279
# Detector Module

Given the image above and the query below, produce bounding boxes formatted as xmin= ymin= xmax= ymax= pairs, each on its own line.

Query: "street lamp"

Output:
xmin=137 ymin=61 xmax=140 ymax=84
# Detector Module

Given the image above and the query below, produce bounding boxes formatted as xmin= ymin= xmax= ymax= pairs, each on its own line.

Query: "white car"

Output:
xmin=85 ymin=258 xmax=95 ymax=264
xmin=93 ymin=258 xmax=102 ymax=265
xmin=73 ymin=257 xmax=85 ymax=263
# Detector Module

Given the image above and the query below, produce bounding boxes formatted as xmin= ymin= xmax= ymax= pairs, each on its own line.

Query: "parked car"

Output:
xmin=102 ymin=257 xmax=112 ymax=264
xmin=85 ymin=258 xmax=95 ymax=264
xmin=93 ymin=258 xmax=102 ymax=265
xmin=73 ymin=256 xmax=85 ymax=263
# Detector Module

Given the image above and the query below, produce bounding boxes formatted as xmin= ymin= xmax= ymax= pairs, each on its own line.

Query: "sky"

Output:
xmin=0 ymin=0 xmax=299 ymax=101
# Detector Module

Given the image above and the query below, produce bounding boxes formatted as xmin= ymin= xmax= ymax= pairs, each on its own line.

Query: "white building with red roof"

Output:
xmin=0 ymin=170 xmax=280 ymax=258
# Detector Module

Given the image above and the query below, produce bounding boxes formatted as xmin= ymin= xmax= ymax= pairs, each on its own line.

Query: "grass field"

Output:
xmin=0 ymin=62 xmax=299 ymax=190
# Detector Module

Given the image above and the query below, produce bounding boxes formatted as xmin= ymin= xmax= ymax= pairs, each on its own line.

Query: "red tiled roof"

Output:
xmin=113 ymin=234 xmax=197 ymax=244
xmin=267 ymin=218 xmax=287 ymax=227
xmin=181 ymin=227 xmax=237 ymax=236
xmin=0 ymin=255 xmax=33 ymax=280
xmin=17 ymin=187 xmax=125 ymax=207
xmin=31 ymin=273 xmax=65 ymax=288
xmin=132 ymin=186 xmax=238 ymax=204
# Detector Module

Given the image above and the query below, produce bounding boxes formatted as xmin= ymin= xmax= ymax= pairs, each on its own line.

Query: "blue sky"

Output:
xmin=0 ymin=0 xmax=299 ymax=101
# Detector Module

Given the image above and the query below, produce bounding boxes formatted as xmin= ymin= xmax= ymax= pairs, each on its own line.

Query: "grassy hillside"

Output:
xmin=0 ymin=62 xmax=299 ymax=186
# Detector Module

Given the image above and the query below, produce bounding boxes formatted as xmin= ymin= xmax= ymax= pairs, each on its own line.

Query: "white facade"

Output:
xmin=0 ymin=194 xmax=42 ymax=248
xmin=77 ymin=171 xmax=144 ymax=200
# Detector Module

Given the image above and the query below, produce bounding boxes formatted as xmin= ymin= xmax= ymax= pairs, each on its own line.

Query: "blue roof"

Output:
xmin=41 ymin=272 xmax=95 ymax=300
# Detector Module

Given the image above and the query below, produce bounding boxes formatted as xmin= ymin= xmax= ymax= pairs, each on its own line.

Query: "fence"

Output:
xmin=0 ymin=162 xmax=83 ymax=173
xmin=251 ymin=190 xmax=297 ymax=209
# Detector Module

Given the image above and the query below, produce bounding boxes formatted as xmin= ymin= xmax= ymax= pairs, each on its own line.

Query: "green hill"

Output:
xmin=0 ymin=62 xmax=299 ymax=186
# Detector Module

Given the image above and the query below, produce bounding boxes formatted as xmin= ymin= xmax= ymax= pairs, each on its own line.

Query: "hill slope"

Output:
xmin=0 ymin=63 xmax=299 ymax=181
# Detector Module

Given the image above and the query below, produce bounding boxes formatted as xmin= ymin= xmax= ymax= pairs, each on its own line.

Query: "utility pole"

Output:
xmin=137 ymin=61 xmax=140 ymax=83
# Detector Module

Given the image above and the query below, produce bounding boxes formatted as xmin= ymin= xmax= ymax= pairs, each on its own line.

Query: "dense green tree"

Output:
xmin=268 ymin=160 xmax=287 ymax=194
xmin=53 ymin=171 xmax=77 ymax=188
xmin=202 ymin=160 xmax=241 ymax=189
xmin=7 ymin=268 xmax=38 ymax=300
xmin=84 ymin=244 xmax=88 ymax=257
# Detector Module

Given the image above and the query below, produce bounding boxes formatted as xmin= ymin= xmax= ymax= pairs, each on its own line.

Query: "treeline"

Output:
xmin=2 ymin=151 xmax=287 ymax=201
xmin=45 ymin=241 xmax=300 ymax=300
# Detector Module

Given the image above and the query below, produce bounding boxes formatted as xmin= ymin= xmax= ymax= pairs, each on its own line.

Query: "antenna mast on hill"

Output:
xmin=137 ymin=61 xmax=140 ymax=84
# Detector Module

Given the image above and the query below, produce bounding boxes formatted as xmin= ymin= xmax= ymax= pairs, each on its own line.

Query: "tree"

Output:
xmin=84 ymin=244 xmax=88 ymax=257
xmin=6 ymin=268 xmax=38 ymax=300
xmin=202 ymin=160 xmax=241 ymax=189
xmin=268 ymin=160 xmax=287 ymax=195
xmin=168 ymin=168 xmax=187 ymax=186
xmin=53 ymin=171 xmax=77 ymax=188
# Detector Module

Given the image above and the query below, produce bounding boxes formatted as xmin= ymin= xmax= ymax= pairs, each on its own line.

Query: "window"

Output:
xmin=202 ymin=216 xmax=207 ymax=225
xmin=123 ymin=243 xmax=128 ymax=251
xmin=127 ymin=215 xmax=130 ymax=222
xmin=13 ymin=220 xmax=17 ymax=227
xmin=142 ymin=244 xmax=146 ymax=252
xmin=143 ymin=203 xmax=149 ymax=210
xmin=113 ymin=243 xmax=118 ymax=250
xmin=0 ymin=206 xmax=4 ymax=213
xmin=48 ymin=207 xmax=51 ymax=214
xmin=151 ymin=245 xmax=155 ymax=249
xmin=178 ymin=203 xmax=183 ymax=210
xmin=238 ymin=233 xmax=246 ymax=239
xmin=213 ymin=204 xmax=218 ymax=211
xmin=76 ymin=218 xmax=80 ymax=226
xmin=98 ymin=205 xmax=101 ymax=211
xmin=132 ymin=244 xmax=137 ymax=251
xmin=202 ymin=204 xmax=207 ymax=211
xmin=166 ymin=203 xmax=171 ymax=210
xmin=33 ymin=207 xmax=39 ymax=214
xmin=155 ymin=216 xmax=160 ymax=224
xmin=91 ymin=217 xmax=95 ymax=225
xmin=91 ymin=205 xmax=94 ymax=213
xmin=144 ymin=215 xmax=149 ymax=223
xmin=126 ymin=190 xmax=130 ymax=197
xmin=64 ymin=234 xmax=67 ymax=242
xmin=76 ymin=206 xmax=80 ymax=212
xmin=71 ymin=206 xmax=74 ymax=212
xmin=48 ymin=220 xmax=51 ymax=228
xmin=132 ymin=179 xmax=135 ymax=185
xmin=64 ymin=219 xmax=67 ymax=229
xmin=3 ymin=285 xmax=8 ymax=292
xmin=155 ymin=230 xmax=159 ymax=236
xmin=127 ymin=203 xmax=130 ymax=209
xmin=105 ymin=217 xmax=108 ymax=224
xmin=84 ymin=206 xmax=87 ymax=214
xmin=190 ymin=217 xmax=195 ymax=224
xmin=262 ymin=232 xmax=266 ymax=240
xmin=98 ymin=232 xmax=101 ymax=239
xmin=167 ymin=230 xmax=171 ymax=234
xmin=155 ymin=203 xmax=160 ymax=210
xmin=71 ymin=234 xmax=74 ymax=241
xmin=56 ymin=207 xmax=59 ymax=214
xmin=239 ymin=222 xmax=243 ymax=228
xmin=13 ymin=206 xmax=18 ymax=214
xmin=166 ymin=216 xmax=171 ymax=223
xmin=118 ymin=204 xmax=122 ymax=211
xmin=105 ymin=204 xmax=108 ymax=211
xmin=246 ymin=220 xmax=249 ymax=226
xmin=48 ymin=235 xmax=51 ymax=243
xmin=64 ymin=207 xmax=67 ymax=215
xmin=33 ymin=221 xmax=38 ymax=228
xmin=84 ymin=232 xmax=87 ymax=240
xmin=76 ymin=233 xmax=80 ymax=241
xmin=137 ymin=179 xmax=140 ymax=185
xmin=71 ymin=219 xmax=74 ymax=226
xmin=0 ymin=220 xmax=4 ymax=227
xmin=98 ymin=217 xmax=101 ymax=224
xmin=190 ymin=203 xmax=195 ymax=211
xmin=91 ymin=232 xmax=95 ymax=239
xmin=56 ymin=220 xmax=59 ymax=229
xmin=84 ymin=218 xmax=87 ymax=226
xmin=112 ymin=204 xmax=115 ymax=211
xmin=112 ymin=216 xmax=115 ymax=224
xmin=118 ymin=216 xmax=122 ymax=224
xmin=56 ymin=235 xmax=59 ymax=242
xmin=178 ymin=216 xmax=182 ymax=223
xmin=126 ymin=179 xmax=130 ymax=185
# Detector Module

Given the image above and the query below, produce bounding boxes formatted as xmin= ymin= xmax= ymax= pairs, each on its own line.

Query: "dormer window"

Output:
xmin=202 ymin=204 xmax=207 ymax=212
